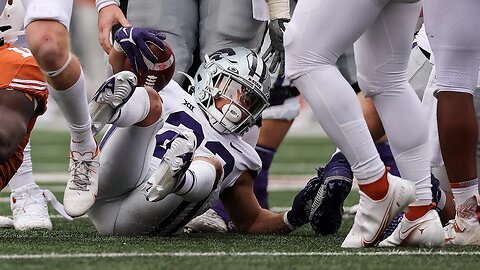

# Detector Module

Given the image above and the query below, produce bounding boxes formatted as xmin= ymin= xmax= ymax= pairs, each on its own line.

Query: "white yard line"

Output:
xmin=32 ymin=173 xmax=360 ymax=191
xmin=0 ymin=251 xmax=479 ymax=259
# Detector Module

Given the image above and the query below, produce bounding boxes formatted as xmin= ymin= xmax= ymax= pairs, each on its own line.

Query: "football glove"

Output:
xmin=285 ymin=175 xmax=322 ymax=229
xmin=262 ymin=18 xmax=289 ymax=77
xmin=113 ymin=26 xmax=166 ymax=74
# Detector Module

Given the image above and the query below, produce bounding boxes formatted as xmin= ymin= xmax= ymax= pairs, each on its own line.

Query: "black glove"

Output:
xmin=285 ymin=175 xmax=322 ymax=229
xmin=262 ymin=18 xmax=289 ymax=78
xmin=114 ymin=27 xmax=166 ymax=74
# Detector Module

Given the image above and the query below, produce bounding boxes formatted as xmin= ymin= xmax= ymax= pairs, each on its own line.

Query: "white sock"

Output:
xmin=175 ymin=160 xmax=217 ymax=202
xmin=8 ymin=142 xmax=35 ymax=190
xmin=111 ymin=87 xmax=151 ymax=127
xmin=48 ymin=69 xmax=96 ymax=153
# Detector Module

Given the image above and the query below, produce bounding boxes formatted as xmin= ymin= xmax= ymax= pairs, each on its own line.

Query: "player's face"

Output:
xmin=213 ymin=76 xmax=260 ymax=123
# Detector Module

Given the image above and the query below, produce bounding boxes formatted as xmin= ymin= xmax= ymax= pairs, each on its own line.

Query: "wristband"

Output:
xmin=283 ymin=212 xmax=296 ymax=231
xmin=96 ymin=0 xmax=120 ymax=12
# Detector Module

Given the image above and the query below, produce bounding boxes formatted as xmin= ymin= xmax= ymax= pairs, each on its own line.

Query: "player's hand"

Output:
xmin=114 ymin=27 xmax=167 ymax=74
xmin=262 ymin=18 xmax=289 ymax=78
xmin=285 ymin=176 xmax=321 ymax=228
xmin=98 ymin=4 xmax=131 ymax=53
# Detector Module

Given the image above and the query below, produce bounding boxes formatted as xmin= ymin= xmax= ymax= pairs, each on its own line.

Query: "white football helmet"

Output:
xmin=194 ymin=47 xmax=270 ymax=135
xmin=0 ymin=0 xmax=25 ymax=45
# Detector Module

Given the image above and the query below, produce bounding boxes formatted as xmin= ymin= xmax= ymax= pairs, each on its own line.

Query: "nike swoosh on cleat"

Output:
xmin=362 ymin=198 xmax=394 ymax=247
xmin=399 ymin=223 xmax=424 ymax=240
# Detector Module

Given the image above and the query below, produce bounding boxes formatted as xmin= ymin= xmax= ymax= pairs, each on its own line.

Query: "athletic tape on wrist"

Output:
xmin=268 ymin=0 xmax=290 ymax=20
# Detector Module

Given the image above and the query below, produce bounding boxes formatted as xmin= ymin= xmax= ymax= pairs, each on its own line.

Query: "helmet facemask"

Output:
xmin=0 ymin=0 xmax=25 ymax=45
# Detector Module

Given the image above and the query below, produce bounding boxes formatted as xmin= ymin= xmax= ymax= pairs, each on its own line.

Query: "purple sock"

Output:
xmin=211 ymin=200 xmax=231 ymax=225
xmin=376 ymin=142 xmax=400 ymax=177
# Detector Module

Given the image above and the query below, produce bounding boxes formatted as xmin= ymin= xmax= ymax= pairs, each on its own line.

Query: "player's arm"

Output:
xmin=96 ymin=0 xmax=131 ymax=53
xmin=220 ymin=171 xmax=292 ymax=234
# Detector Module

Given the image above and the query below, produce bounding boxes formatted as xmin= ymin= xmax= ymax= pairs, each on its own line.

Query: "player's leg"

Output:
xmin=90 ymin=127 xmax=221 ymax=235
xmin=0 ymin=89 xmax=35 ymax=187
xmin=285 ymin=0 xmax=417 ymax=247
xmin=355 ymin=0 xmax=443 ymax=247
xmin=22 ymin=0 xmax=97 ymax=217
xmin=121 ymin=0 xmax=198 ymax=84
xmin=88 ymin=96 xmax=164 ymax=234
xmin=424 ymin=0 xmax=480 ymax=245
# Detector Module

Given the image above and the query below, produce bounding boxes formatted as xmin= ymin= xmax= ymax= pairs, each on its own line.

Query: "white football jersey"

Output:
xmin=152 ymin=81 xmax=262 ymax=199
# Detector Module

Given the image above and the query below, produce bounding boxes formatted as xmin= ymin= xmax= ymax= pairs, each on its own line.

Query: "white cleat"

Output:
xmin=341 ymin=173 xmax=416 ymax=248
xmin=64 ymin=149 xmax=100 ymax=217
xmin=444 ymin=195 xmax=480 ymax=245
xmin=11 ymin=184 xmax=52 ymax=231
xmin=184 ymin=209 xmax=229 ymax=233
xmin=89 ymin=71 xmax=138 ymax=136
xmin=379 ymin=209 xmax=444 ymax=247
xmin=142 ymin=131 xmax=197 ymax=202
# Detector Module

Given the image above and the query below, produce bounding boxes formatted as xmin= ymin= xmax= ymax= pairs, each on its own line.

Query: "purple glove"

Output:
xmin=114 ymin=27 xmax=166 ymax=74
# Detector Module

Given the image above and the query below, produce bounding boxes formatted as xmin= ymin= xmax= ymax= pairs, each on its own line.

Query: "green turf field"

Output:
xmin=0 ymin=130 xmax=478 ymax=269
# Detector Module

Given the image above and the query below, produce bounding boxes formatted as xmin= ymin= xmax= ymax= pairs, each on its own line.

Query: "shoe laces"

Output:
xmin=69 ymin=155 xmax=100 ymax=191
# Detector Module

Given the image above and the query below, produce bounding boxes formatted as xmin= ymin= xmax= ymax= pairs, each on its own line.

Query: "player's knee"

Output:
xmin=27 ymin=31 xmax=69 ymax=70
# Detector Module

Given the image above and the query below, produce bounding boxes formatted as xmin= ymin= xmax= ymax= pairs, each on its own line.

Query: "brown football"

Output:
xmin=123 ymin=41 xmax=175 ymax=91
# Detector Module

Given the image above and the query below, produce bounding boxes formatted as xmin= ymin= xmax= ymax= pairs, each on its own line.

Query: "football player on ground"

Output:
xmin=284 ymin=0 xmax=444 ymax=247
xmin=0 ymin=0 xmax=71 ymax=230
xmin=85 ymin=44 xmax=324 ymax=236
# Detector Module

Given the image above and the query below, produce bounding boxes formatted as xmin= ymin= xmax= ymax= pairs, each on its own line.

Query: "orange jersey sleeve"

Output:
xmin=0 ymin=43 xmax=48 ymax=115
